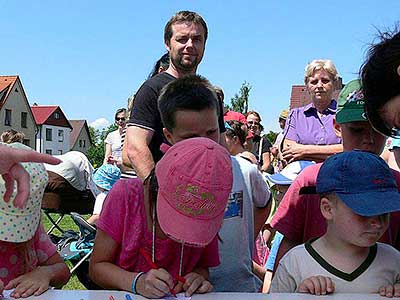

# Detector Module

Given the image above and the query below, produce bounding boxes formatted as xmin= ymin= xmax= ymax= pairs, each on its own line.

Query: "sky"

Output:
xmin=1 ymin=1 xmax=399 ymax=132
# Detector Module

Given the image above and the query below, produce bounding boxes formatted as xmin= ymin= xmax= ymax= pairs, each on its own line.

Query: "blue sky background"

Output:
xmin=1 ymin=1 xmax=399 ymax=132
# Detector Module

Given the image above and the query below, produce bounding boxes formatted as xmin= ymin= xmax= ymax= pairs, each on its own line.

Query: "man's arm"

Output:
xmin=124 ymin=126 xmax=155 ymax=181
xmin=282 ymin=138 xmax=343 ymax=163
xmin=260 ymin=152 xmax=272 ymax=173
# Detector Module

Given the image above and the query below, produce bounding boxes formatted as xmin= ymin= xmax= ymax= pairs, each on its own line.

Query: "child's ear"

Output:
xmin=320 ymin=197 xmax=335 ymax=220
xmin=333 ymin=118 xmax=342 ymax=139
xmin=163 ymin=128 xmax=174 ymax=145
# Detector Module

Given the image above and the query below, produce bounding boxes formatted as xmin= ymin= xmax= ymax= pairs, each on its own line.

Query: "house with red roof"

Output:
xmin=0 ymin=75 xmax=37 ymax=147
xmin=31 ymin=105 xmax=72 ymax=155
xmin=69 ymin=120 xmax=92 ymax=154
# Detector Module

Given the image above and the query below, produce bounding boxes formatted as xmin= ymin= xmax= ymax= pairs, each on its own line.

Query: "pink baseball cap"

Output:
xmin=156 ymin=137 xmax=233 ymax=247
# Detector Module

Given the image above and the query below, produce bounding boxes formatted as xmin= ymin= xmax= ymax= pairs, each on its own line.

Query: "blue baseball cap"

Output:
xmin=316 ymin=150 xmax=400 ymax=216
xmin=93 ymin=164 xmax=121 ymax=191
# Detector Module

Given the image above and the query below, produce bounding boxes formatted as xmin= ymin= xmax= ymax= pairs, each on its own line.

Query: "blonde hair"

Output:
xmin=304 ymin=59 xmax=339 ymax=84
xmin=1 ymin=129 xmax=25 ymax=144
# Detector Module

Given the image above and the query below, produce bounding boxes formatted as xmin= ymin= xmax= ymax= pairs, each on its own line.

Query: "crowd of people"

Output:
xmin=1 ymin=10 xmax=400 ymax=299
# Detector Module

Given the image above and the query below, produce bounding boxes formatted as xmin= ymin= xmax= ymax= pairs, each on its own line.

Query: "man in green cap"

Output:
xmin=263 ymin=79 xmax=400 ymax=291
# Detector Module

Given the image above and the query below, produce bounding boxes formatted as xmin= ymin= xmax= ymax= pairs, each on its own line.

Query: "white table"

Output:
xmin=12 ymin=290 xmax=388 ymax=300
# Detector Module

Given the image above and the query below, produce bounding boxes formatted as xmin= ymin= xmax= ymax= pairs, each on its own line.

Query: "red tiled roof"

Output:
xmin=0 ymin=76 xmax=18 ymax=110
xmin=31 ymin=106 xmax=59 ymax=124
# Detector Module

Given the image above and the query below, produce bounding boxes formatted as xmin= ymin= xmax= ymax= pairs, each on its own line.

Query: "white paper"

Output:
xmin=1 ymin=289 xmax=14 ymax=300
xmin=163 ymin=292 xmax=191 ymax=300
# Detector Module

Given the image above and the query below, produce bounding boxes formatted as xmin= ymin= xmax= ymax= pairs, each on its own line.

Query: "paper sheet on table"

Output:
xmin=163 ymin=293 xmax=191 ymax=300
xmin=1 ymin=289 xmax=14 ymax=300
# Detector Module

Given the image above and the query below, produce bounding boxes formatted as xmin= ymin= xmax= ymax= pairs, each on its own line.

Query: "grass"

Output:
xmin=42 ymin=212 xmax=89 ymax=290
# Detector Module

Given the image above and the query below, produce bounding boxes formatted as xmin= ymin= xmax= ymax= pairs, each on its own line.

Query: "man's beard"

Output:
xmin=171 ymin=53 xmax=199 ymax=73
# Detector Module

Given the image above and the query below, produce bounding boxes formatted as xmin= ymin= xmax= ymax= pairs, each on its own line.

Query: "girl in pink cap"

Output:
xmin=89 ymin=137 xmax=233 ymax=298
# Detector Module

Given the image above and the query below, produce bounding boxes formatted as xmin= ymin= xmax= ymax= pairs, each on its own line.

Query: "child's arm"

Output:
xmin=5 ymin=253 xmax=70 ymax=298
xmin=379 ymin=283 xmax=400 ymax=297
xmin=89 ymin=229 xmax=176 ymax=298
xmin=298 ymin=276 xmax=335 ymax=295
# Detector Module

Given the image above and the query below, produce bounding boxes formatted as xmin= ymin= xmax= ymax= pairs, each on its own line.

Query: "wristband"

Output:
xmin=132 ymin=271 xmax=145 ymax=294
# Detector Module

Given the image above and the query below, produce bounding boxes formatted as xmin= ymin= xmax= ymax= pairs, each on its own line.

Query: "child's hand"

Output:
xmin=182 ymin=272 xmax=213 ymax=296
xmin=298 ymin=275 xmax=335 ymax=295
xmin=379 ymin=283 xmax=400 ymax=298
xmin=5 ymin=267 xmax=51 ymax=298
xmin=0 ymin=279 xmax=4 ymax=295
xmin=136 ymin=269 xmax=174 ymax=298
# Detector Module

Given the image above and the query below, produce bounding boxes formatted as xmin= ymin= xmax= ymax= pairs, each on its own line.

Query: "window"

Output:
xmin=58 ymin=130 xmax=64 ymax=142
xmin=58 ymin=150 xmax=63 ymax=155
xmin=4 ymin=109 xmax=11 ymax=126
xmin=22 ymin=139 xmax=30 ymax=147
xmin=45 ymin=149 xmax=52 ymax=155
xmin=54 ymin=112 xmax=60 ymax=119
xmin=46 ymin=128 xmax=52 ymax=141
xmin=21 ymin=112 xmax=27 ymax=128
xmin=83 ymin=140 xmax=86 ymax=147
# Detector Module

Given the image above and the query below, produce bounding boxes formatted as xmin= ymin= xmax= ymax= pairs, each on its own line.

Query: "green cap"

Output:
xmin=336 ymin=79 xmax=367 ymax=124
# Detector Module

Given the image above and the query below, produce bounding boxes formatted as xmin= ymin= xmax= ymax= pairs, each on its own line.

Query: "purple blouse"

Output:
xmin=284 ymin=100 xmax=341 ymax=145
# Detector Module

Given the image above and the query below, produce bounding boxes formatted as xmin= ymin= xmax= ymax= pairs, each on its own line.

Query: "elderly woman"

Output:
xmin=282 ymin=59 xmax=342 ymax=163
xmin=104 ymin=108 xmax=127 ymax=166
xmin=361 ymin=30 xmax=400 ymax=139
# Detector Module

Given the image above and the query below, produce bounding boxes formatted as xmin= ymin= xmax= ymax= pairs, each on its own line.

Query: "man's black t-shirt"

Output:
xmin=251 ymin=135 xmax=273 ymax=172
xmin=128 ymin=72 xmax=225 ymax=163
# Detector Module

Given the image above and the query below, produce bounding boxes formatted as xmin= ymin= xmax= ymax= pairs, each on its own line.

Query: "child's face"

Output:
xmin=340 ymin=121 xmax=387 ymax=155
xmin=163 ymin=108 xmax=220 ymax=145
xmin=325 ymin=195 xmax=390 ymax=247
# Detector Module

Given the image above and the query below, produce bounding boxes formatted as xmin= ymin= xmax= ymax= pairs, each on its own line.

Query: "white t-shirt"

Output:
xmin=105 ymin=129 xmax=122 ymax=161
xmin=210 ymin=156 xmax=271 ymax=292
xmin=271 ymin=241 xmax=400 ymax=294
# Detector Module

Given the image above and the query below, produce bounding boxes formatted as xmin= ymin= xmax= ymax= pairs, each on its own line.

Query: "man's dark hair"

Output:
xmin=158 ymin=74 xmax=218 ymax=132
xmin=148 ymin=52 xmax=170 ymax=79
xmin=361 ymin=28 xmax=400 ymax=137
xmin=114 ymin=108 xmax=127 ymax=120
xmin=164 ymin=11 xmax=208 ymax=46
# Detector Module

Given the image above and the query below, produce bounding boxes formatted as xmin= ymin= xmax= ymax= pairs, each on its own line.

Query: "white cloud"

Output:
xmin=90 ymin=118 xmax=110 ymax=130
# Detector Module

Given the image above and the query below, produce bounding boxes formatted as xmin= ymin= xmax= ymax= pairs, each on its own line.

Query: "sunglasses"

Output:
xmin=247 ymin=121 xmax=260 ymax=126
xmin=115 ymin=117 xmax=126 ymax=122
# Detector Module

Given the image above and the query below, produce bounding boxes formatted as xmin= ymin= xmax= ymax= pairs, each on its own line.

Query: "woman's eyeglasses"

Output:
xmin=115 ymin=117 xmax=126 ymax=122
xmin=247 ymin=121 xmax=260 ymax=126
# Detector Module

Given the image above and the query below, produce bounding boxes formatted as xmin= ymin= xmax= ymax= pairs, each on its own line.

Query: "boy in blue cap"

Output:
xmin=271 ymin=151 xmax=400 ymax=296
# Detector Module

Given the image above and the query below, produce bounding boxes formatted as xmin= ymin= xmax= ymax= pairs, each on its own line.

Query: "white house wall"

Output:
xmin=0 ymin=80 xmax=37 ymax=148
xmin=36 ymin=124 xmax=70 ymax=155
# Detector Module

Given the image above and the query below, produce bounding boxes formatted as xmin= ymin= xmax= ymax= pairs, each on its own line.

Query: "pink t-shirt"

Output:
xmin=271 ymin=163 xmax=400 ymax=250
xmin=97 ymin=178 xmax=220 ymax=279
xmin=0 ymin=222 xmax=57 ymax=285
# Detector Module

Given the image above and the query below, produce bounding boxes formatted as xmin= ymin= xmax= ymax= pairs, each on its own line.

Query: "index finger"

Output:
xmin=155 ymin=269 xmax=174 ymax=289
xmin=12 ymin=150 xmax=61 ymax=166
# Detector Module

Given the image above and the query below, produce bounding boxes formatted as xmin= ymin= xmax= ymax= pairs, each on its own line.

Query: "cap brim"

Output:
xmin=336 ymin=109 xmax=367 ymax=124
xmin=0 ymin=210 xmax=40 ymax=242
xmin=157 ymin=192 xmax=224 ymax=247
xmin=337 ymin=191 xmax=400 ymax=216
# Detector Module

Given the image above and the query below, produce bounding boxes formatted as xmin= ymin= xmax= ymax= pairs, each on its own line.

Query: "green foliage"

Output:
xmin=86 ymin=124 xmax=117 ymax=168
xmin=230 ymin=81 xmax=252 ymax=114
xmin=265 ymin=130 xmax=279 ymax=144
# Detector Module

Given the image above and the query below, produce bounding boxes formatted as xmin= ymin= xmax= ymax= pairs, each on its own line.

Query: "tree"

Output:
xmin=265 ymin=130 xmax=278 ymax=144
xmin=87 ymin=124 xmax=117 ymax=168
xmin=230 ymin=81 xmax=251 ymax=114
